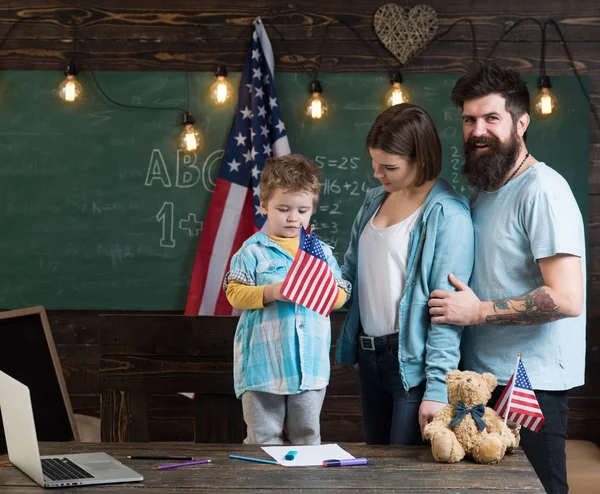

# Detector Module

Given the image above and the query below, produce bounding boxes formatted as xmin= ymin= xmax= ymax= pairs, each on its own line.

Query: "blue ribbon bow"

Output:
xmin=450 ymin=402 xmax=486 ymax=431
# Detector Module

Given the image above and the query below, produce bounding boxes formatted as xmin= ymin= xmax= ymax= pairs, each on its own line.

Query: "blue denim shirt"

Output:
xmin=224 ymin=232 xmax=351 ymax=398
xmin=336 ymin=178 xmax=475 ymax=403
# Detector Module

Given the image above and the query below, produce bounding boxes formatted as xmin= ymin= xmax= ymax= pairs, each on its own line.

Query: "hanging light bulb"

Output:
xmin=305 ymin=80 xmax=328 ymax=120
xmin=534 ymin=75 xmax=558 ymax=117
xmin=385 ymin=71 xmax=409 ymax=107
xmin=179 ymin=112 xmax=203 ymax=152
xmin=208 ymin=65 xmax=234 ymax=105
xmin=58 ymin=62 xmax=83 ymax=103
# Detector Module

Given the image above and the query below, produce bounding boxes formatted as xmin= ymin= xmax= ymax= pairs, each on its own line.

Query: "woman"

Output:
xmin=336 ymin=103 xmax=474 ymax=445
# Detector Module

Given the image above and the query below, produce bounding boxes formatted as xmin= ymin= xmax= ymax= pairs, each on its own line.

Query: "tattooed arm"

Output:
xmin=487 ymin=287 xmax=568 ymax=325
xmin=428 ymin=254 xmax=583 ymax=326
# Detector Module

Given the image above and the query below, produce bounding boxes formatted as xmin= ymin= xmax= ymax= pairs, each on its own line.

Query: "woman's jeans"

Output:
xmin=357 ymin=332 xmax=425 ymax=445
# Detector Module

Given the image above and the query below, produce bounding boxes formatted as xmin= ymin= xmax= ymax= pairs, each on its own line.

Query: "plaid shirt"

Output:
xmin=224 ymin=232 xmax=350 ymax=398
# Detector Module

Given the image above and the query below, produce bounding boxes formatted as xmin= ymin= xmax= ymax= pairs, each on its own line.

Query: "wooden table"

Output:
xmin=0 ymin=442 xmax=545 ymax=493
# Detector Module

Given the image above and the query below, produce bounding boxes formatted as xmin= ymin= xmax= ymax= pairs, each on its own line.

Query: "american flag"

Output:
xmin=494 ymin=357 xmax=545 ymax=432
xmin=185 ymin=17 xmax=290 ymax=316
xmin=281 ymin=226 xmax=338 ymax=317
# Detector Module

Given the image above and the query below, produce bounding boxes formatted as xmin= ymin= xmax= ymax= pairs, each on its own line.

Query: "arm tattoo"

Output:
xmin=486 ymin=287 xmax=565 ymax=325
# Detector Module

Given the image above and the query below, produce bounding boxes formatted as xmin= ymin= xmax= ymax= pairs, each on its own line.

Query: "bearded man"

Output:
xmin=428 ymin=61 xmax=586 ymax=494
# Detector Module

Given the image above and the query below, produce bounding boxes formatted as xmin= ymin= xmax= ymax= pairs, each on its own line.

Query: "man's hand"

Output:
xmin=419 ymin=400 xmax=447 ymax=435
xmin=428 ymin=273 xmax=484 ymax=326
xmin=263 ymin=282 xmax=289 ymax=305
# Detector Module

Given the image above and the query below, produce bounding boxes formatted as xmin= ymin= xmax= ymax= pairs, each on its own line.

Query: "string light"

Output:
xmin=305 ymin=80 xmax=328 ymax=120
xmin=180 ymin=112 xmax=203 ymax=152
xmin=534 ymin=76 xmax=558 ymax=117
xmin=1 ymin=13 xmax=597 ymax=132
xmin=58 ymin=17 xmax=82 ymax=103
xmin=533 ymin=21 xmax=557 ymax=118
xmin=385 ymin=71 xmax=409 ymax=107
xmin=58 ymin=63 xmax=82 ymax=103
xmin=208 ymin=65 xmax=233 ymax=104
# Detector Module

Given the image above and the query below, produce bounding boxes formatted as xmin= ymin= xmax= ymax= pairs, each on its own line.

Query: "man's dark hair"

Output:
xmin=451 ymin=61 xmax=531 ymax=125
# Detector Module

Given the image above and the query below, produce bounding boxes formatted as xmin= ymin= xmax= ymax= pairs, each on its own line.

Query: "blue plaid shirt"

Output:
xmin=224 ymin=232 xmax=350 ymax=398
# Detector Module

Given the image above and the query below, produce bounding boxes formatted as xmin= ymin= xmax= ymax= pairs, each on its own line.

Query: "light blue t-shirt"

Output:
xmin=462 ymin=162 xmax=586 ymax=390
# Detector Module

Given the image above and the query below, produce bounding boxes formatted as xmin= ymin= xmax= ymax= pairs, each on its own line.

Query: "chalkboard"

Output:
xmin=0 ymin=307 xmax=78 ymax=454
xmin=0 ymin=71 xmax=589 ymax=310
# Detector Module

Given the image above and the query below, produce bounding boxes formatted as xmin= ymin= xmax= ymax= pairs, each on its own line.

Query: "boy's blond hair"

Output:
xmin=259 ymin=154 xmax=321 ymax=207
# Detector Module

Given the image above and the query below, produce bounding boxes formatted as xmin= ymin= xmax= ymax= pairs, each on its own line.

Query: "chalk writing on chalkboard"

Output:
xmin=155 ymin=202 xmax=204 ymax=248
xmin=144 ymin=149 xmax=222 ymax=192
xmin=145 ymin=148 xmax=223 ymax=248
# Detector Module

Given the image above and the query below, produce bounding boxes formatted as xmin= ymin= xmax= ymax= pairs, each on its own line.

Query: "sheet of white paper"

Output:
xmin=262 ymin=443 xmax=355 ymax=467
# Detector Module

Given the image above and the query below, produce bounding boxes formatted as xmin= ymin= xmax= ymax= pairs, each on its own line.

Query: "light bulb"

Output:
xmin=209 ymin=66 xmax=233 ymax=105
xmin=305 ymin=80 xmax=328 ymax=120
xmin=179 ymin=112 xmax=203 ymax=152
xmin=534 ymin=87 xmax=557 ymax=117
xmin=58 ymin=64 xmax=82 ymax=103
xmin=385 ymin=82 xmax=409 ymax=107
xmin=209 ymin=76 xmax=233 ymax=104
xmin=533 ymin=76 xmax=557 ymax=117
xmin=180 ymin=125 xmax=203 ymax=152
xmin=385 ymin=71 xmax=409 ymax=107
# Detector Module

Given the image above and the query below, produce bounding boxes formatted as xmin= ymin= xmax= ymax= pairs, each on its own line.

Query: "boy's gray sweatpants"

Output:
xmin=241 ymin=388 xmax=326 ymax=445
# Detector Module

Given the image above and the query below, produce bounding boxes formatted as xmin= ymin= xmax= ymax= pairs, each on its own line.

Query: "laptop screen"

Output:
xmin=0 ymin=308 xmax=76 ymax=454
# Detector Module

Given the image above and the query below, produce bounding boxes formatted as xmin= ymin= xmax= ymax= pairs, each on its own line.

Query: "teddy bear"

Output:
xmin=423 ymin=369 xmax=520 ymax=464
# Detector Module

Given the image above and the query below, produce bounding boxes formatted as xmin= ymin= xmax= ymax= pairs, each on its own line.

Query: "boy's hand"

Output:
xmin=263 ymin=282 xmax=289 ymax=304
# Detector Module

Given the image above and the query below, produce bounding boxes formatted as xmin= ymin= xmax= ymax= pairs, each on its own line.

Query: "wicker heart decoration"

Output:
xmin=374 ymin=4 xmax=438 ymax=65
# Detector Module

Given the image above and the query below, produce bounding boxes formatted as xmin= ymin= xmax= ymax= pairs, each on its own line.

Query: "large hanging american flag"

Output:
xmin=281 ymin=226 xmax=338 ymax=317
xmin=494 ymin=356 xmax=545 ymax=432
xmin=185 ymin=17 xmax=290 ymax=316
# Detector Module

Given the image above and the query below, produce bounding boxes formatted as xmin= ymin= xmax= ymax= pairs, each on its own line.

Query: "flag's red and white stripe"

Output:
xmin=184 ymin=19 xmax=290 ymax=316
xmin=281 ymin=238 xmax=338 ymax=317
xmin=493 ymin=358 xmax=545 ymax=433
xmin=185 ymin=180 xmax=254 ymax=315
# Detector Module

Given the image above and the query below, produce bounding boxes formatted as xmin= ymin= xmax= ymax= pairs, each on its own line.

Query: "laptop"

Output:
xmin=0 ymin=370 xmax=143 ymax=488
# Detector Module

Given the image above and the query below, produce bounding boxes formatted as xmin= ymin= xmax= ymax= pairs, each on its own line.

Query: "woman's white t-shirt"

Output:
xmin=357 ymin=205 xmax=423 ymax=337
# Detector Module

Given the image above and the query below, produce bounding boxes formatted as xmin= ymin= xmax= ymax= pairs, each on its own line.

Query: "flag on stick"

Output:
xmin=185 ymin=17 xmax=290 ymax=316
xmin=281 ymin=226 xmax=338 ymax=317
xmin=494 ymin=355 xmax=545 ymax=432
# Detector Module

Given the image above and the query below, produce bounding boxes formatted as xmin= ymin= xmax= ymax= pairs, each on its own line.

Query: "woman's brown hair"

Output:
xmin=366 ymin=103 xmax=442 ymax=186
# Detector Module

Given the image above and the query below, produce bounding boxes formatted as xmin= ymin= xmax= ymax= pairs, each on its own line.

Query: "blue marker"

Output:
xmin=284 ymin=450 xmax=298 ymax=461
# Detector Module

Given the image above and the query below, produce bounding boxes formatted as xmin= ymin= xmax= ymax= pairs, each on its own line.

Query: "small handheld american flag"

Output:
xmin=494 ymin=355 xmax=545 ymax=432
xmin=281 ymin=226 xmax=339 ymax=317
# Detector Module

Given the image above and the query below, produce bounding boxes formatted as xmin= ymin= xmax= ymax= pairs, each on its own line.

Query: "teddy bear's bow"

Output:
xmin=450 ymin=402 xmax=486 ymax=431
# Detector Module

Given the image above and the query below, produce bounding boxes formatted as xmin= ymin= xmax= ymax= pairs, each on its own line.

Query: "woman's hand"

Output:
xmin=419 ymin=400 xmax=447 ymax=436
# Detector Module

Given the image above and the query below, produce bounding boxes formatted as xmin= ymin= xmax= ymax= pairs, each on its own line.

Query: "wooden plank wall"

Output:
xmin=2 ymin=0 xmax=599 ymax=443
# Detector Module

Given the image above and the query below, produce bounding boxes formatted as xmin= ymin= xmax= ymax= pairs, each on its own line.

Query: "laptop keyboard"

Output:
xmin=41 ymin=458 xmax=95 ymax=481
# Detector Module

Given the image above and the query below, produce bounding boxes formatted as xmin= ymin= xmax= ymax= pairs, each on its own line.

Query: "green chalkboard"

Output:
xmin=0 ymin=71 xmax=589 ymax=310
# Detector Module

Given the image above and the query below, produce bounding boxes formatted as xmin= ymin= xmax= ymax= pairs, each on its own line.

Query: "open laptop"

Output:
xmin=0 ymin=370 xmax=143 ymax=488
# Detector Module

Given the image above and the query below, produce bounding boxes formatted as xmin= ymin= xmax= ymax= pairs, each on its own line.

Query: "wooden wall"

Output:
xmin=2 ymin=0 xmax=599 ymax=443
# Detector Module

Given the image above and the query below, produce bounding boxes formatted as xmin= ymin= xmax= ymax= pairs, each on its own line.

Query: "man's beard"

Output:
xmin=463 ymin=130 xmax=521 ymax=190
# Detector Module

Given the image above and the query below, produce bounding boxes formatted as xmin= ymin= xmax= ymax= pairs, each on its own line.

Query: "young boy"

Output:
xmin=223 ymin=154 xmax=350 ymax=445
